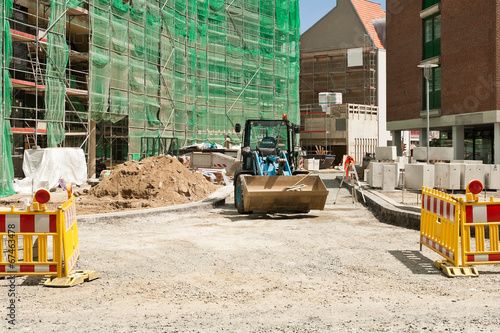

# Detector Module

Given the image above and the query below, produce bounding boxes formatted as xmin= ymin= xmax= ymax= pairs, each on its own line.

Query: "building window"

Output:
xmin=424 ymin=67 xmax=441 ymax=109
xmin=423 ymin=0 xmax=440 ymax=10
xmin=423 ymin=14 xmax=440 ymax=59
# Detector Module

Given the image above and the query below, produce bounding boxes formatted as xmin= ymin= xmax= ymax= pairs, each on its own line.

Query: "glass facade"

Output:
xmin=436 ymin=128 xmax=494 ymax=164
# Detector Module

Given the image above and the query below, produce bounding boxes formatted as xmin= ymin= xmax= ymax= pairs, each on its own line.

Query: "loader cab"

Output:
xmin=236 ymin=119 xmax=295 ymax=171
xmin=246 ymin=120 xmax=289 ymax=151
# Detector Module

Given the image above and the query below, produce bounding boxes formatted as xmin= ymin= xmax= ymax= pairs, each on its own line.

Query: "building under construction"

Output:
xmin=0 ymin=0 xmax=300 ymax=197
xmin=299 ymin=0 xmax=389 ymax=163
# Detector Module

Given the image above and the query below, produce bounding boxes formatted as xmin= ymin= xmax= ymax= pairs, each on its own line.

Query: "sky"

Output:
xmin=299 ymin=0 xmax=386 ymax=34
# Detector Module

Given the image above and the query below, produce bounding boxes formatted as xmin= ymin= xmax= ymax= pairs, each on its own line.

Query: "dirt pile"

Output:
xmin=75 ymin=155 xmax=221 ymax=215
xmin=90 ymin=155 xmax=218 ymax=200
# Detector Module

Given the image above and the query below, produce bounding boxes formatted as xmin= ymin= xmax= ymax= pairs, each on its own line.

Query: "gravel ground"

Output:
xmin=2 ymin=175 xmax=500 ymax=332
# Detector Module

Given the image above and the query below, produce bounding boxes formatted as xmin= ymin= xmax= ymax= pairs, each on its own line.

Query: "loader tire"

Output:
xmin=234 ymin=175 xmax=252 ymax=214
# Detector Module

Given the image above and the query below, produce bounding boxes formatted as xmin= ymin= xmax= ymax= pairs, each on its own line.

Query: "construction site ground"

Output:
xmin=2 ymin=171 xmax=500 ymax=332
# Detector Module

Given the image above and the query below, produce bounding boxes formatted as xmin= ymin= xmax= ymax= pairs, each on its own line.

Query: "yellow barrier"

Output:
xmin=421 ymin=182 xmax=500 ymax=276
xmin=1 ymin=188 xmax=98 ymax=287
xmin=61 ymin=195 xmax=79 ymax=277
xmin=420 ymin=187 xmax=460 ymax=267
xmin=0 ymin=209 xmax=63 ymax=276
xmin=461 ymin=200 xmax=500 ymax=266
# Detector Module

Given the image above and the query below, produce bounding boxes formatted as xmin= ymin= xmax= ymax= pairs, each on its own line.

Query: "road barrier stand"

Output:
xmin=420 ymin=180 xmax=500 ymax=277
xmin=461 ymin=199 xmax=500 ymax=267
xmin=1 ymin=186 xmax=99 ymax=287
xmin=420 ymin=187 xmax=461 ymax=269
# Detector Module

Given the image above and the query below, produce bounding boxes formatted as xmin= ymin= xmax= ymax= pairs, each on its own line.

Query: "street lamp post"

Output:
xmin=417 ymin=63 xmax=438 ymax=164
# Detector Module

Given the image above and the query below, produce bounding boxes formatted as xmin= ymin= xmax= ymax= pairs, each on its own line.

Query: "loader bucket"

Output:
xmin=240 ymin=175 xmax=328 ymax=213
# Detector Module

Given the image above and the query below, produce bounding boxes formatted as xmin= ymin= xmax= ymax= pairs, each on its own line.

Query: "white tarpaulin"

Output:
xmin=13 ymin=148 xmax=87 ymax=194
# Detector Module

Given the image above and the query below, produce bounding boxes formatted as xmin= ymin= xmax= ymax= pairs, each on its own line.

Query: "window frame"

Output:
xmin=423 ymin=66 xmax=441 ymax=110
xmin=423 ymin=14 xmax=441 ymax=59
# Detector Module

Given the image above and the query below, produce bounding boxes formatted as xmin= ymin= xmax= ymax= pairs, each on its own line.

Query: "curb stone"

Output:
xmin=78 ymin=185 xmax=232 ymax=224
xmin=336 ymin=176 xmax=421 ymax=230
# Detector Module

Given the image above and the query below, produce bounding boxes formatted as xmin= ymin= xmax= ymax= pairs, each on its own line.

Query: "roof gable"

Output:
xmin=300 ymin=0 xmax=366 ymax=51
xmin=350 ymin=0 xmax=386 ymax=49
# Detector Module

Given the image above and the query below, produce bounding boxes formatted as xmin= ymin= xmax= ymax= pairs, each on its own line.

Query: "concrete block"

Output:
xmin=368 ymin=162 xmax=398 ymax=188
xmin=404 ymin=163 xmax=435 ymax=190
xmin=375 ymin=146 xmax=396 ymax=160
xmin=305 ymin=159 xmax=317 ymax=171
xmin=460 ymin=164 xmax=486 ymax=190
xmin=434 ymin=163 xmax=461 ymax=190
xmin=413 ymin=147 xmax=454 ymax=161
xmin=485 ymin=165 xmax=500 ymax=190
xmin=368 ymin=162 xmax=382 ymax=188
xmin=382 ymin=165 xmax=397 ymax=190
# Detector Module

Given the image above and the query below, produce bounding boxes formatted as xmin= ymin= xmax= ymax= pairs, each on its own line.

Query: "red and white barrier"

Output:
xmin=0 ymin=214 xmax=57 ymax=233
xmin=0 ymin=265 xmax=57 ymax=273
xmin=422 ymin=193 xmax=456 ymax=222
xmin=465 ymin=205 xmax=500 ymax=223
xmin=421 ymin=235 xmax=455 ymax=261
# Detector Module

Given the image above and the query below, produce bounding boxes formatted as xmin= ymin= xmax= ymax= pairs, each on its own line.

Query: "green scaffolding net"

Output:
xmin=45 ymin=0 xmax=70 ymax=147
xmin=44 ymin=0 xmax=82 ymax=147
xmin=0 ymin=0 xmax=14 ymax=197
xmin=89 ymin=0 xmax=300 ymax=157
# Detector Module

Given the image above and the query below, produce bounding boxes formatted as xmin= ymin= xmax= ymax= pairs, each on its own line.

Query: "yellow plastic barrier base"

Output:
xmin=44 ymin=270 xmax=100 ymax=288
xmin=434 ymin=260 xmax=479 ymax=278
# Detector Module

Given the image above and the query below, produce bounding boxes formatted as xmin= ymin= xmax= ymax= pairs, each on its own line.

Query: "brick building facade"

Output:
xmin=387 ymin=0 xmax=500 ymax=163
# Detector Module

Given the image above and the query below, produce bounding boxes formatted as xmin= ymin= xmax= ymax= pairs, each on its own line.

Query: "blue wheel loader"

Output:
xmin=233 ymin=117 xmax=328 ymax=214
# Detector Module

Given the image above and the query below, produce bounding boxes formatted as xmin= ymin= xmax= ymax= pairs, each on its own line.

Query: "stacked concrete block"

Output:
xmin=375 ymin=146 xmax=397 ymax=161
xmin=368 ymin=162 xmax=398 ymax=188
xmin=404 ymin=163 xmax=435 ymax=190
xmin=485 ymin=165 xmax=500 ymax=190
xmin=382 ymin=164 xmax=398 ymax=190
xmin=434 ymin=163 xmax=461 ymax=190
xmin=413 ymin=147 xmax=454 ymax=161
xmin=460 ymin=164 xmax=486 ymax=190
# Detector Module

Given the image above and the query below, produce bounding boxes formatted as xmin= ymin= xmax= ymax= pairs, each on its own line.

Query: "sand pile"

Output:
xmin=89 ymin=155 xmax=219 ymax=202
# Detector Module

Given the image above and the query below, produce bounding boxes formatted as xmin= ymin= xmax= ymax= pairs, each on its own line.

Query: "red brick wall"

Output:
xmin=386 ymin=0 xmax=423 ymax=122
xmin=441 ymin=0 xmax=497 ymax=115
xmin=387 ymin=0 xmax=499 ymax=122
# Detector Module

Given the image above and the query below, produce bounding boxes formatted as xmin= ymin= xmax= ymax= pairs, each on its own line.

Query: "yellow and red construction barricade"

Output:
xmin=421 ymin=180 xmax=500 ymax=277
xmin=461 ymin=199 xmax=500 ymax=267
xmin=420 ymin=188 xmax=460 ymax=267
xmin=0 ymin=186 xmax=99 ymax=287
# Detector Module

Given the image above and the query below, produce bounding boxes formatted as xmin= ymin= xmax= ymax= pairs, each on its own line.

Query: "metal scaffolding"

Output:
xmin=298 ymin=34 xmax=379 ymax=160
xmin=1 ymin=0 xmax=301 ymax=186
